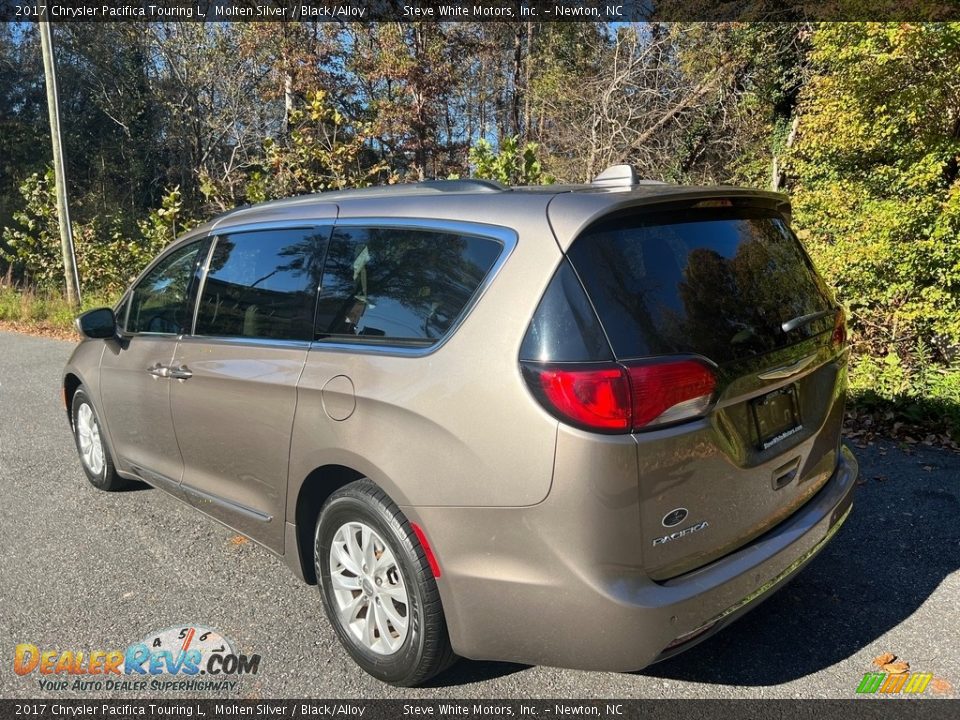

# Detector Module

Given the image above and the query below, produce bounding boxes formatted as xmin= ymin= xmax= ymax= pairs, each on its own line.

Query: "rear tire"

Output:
xmin=315 ymin=479 xmax=456 ymax=686
xmin=71 ymin=387 xmax=126 ymax=491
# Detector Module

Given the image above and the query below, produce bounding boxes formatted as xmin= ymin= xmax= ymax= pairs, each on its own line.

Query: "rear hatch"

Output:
xmin=538 ymin=194 xmax=848 ymax=579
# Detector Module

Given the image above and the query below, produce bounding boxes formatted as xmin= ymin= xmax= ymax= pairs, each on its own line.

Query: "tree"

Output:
xmin=787 ymin=23 xmax=960 ymax=367
xmin=469 ymin=136 xmax=550 ymax=185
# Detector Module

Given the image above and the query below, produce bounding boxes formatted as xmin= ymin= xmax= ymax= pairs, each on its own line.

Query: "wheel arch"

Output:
xmin=293 ymin=464 xmax=366 ymax=584
xmin=63 ymin=372 xmax=82 ymax=425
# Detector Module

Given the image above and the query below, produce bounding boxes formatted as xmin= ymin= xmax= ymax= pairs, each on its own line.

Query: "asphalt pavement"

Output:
xmin=1 ymin=330 xmax=957 ymax=699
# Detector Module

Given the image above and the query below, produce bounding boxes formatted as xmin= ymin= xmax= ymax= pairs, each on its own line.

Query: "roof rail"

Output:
xmin=417 ymin=179 xmax=506 ymax=192
xmin=210 ymin=178 xmax=509 ymax=224
xmin=591 ymin=164 xmax=669 ymax=189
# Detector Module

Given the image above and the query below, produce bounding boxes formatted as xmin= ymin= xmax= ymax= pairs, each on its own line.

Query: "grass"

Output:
xmin=0 ymin=285 xmax=119 ymax=335
xmin=848 ymin=354 xmax=960 ymax=442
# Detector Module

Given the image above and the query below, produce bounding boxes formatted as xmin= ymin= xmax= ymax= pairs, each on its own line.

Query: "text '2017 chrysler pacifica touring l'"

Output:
xmin=64 ymin=165 xmax=857 ymax=686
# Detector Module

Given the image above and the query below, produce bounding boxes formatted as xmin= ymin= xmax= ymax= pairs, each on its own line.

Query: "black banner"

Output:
xmin=2 ymin=0 xmax=960 ymax=22
xmin=1 ymin=700 xmax=957 ymax=720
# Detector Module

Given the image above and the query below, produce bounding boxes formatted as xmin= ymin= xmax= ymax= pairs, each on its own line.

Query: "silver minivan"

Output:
xmin=64 ymin=167 xmax=858 ymax=686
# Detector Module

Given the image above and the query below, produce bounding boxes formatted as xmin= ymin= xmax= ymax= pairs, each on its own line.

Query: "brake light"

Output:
xmin=529 ymin=366 xmax=631 ymax=430
xmin=522 ymin=358 xmax=716 ymax=433
xmin=626 ymin=359 xmax=716 ymax=428
xmin=831 ymin=307 xmax=847 ymax=349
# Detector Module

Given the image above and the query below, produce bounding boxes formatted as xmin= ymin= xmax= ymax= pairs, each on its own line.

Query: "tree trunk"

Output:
xmin=620 ymin=68 xmax=727 ymax=163
xmin=512 ymin=24 xmax=524 ymax=139
xmin=771 ymin=116 xmax=800 ymax=191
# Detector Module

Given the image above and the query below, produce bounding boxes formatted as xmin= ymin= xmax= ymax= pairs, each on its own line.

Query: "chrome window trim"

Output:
xmin=176 ymin=335 xmax=311 ymax=351
xmin=210 ymin=219 xmax=335 ymax=235
xmin=189 ymin=223 xmax=332 ymax=342
xmin=309 ymin=217 xmax=518 ymax=358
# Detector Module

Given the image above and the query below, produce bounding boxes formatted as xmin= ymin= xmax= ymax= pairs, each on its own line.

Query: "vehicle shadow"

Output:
xmin=642 ymin=443 xmax=960 ymax=686
xmin=116 ymin=478 xmax=153 ymax=492
xmin=425 ymin=660 xmax=529 ymax=688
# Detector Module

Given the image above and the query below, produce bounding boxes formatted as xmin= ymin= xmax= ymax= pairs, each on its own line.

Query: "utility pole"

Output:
xmin=38 ymin=13 xmax=81 ymax=307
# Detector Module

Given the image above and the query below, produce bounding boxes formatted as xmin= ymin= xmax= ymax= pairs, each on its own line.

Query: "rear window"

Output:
xmin=567 ymin=208 xmax=834 ymax=364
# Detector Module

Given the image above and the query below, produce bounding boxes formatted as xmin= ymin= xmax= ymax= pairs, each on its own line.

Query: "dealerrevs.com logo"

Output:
xmin=14 ymin=625 xmax=261 ymax=692
xmin=855 ymin=652 xmax=953 ymax=696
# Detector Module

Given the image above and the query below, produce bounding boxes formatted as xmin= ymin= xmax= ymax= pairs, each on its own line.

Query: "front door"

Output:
xmin=99 ymin=240 xmax=206 ymax=495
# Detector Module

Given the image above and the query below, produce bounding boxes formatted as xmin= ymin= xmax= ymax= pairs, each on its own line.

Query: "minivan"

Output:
xmin=64 ymin=165 xmax=858 ymax=686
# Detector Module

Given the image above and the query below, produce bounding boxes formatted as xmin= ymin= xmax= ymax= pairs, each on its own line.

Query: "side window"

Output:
xmin=127 ymin=241 xmax=204 ymax=335
xmin=315 ymin=226 xmax=502 ymax=345
xmin=194 ymin=228 xmax=325 ymax=342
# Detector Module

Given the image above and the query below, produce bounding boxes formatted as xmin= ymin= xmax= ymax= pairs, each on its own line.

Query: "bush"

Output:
xmin=789 ymin=24 xmax=960 ymax=364
xmin=469 ymin=136 xmax=553 ymax=186
xmin=787 ymin=23 xmax=960 ymax=439
xmin=1 ymin=172 xmax=189 ymax=296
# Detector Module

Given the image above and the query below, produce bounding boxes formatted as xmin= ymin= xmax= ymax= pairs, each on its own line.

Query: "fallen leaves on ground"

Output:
xmin=844 ymin=407 xmax=958 ymax=454
xmin=883 ymin=661 xmax=910 ymax=674
xmin=0 ymin=320 xmax=78 ymax=341
xmin=930 ymin=677 xmax=953 ymax=694
xmin=873 ymin=652 xmax=897 ymax=667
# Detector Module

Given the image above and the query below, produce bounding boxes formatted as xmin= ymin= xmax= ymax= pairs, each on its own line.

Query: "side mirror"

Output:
xmin=76 ymin=307 xmax=117 ymax=339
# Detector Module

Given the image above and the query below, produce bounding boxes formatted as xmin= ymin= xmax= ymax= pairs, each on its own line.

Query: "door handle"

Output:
xmin=147 ymin=364 xmax=170 ymax=378
xmin=167 ymin=365 xmax=193 ymax=380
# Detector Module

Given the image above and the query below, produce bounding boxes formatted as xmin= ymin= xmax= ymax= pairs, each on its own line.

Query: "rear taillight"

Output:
xmin=522 ymin=358 xmax=716 ymax=433
xmin=528 ymin=365 xmax=631 ymax=431
xmin=626 ymin=359 xmax=716 ymax=428
xmin=831 ymin=307 xmax=847 ymax=349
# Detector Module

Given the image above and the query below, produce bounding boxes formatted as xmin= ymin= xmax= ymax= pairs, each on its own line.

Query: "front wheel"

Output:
xmin=71 ymin=387 xmax=126 ymax=491
xmin=315 ymin=480 xmax=456 ymax=686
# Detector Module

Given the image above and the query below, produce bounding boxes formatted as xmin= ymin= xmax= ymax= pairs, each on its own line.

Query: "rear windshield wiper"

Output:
xmin=781 ymin=309 xmax=835 ymax=333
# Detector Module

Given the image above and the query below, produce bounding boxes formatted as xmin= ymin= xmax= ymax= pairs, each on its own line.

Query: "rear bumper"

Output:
xmin=405 ymin=444 xmax=857 ymax=671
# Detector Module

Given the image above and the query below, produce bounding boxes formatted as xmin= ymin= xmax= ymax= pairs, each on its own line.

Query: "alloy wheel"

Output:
xmin=328 ymin=521 xmax=410 ymax=655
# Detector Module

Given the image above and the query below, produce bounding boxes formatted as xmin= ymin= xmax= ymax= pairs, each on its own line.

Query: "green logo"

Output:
xmin=856 ymin=672 xmax=932 ymax=694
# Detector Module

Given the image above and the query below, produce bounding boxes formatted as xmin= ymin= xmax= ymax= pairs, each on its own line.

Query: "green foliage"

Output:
xmin=137 ymin=187 xmax=193 ymax=259
xmin=268 ymin=90 xmax=391 ymax=194
xmin=2 ymin=172 xmax=190 ymax=296
xmin=201 ymin=90 xmax=390 ymax=209
xmin=2 ymin=22 xmax=958 ymax=440
xmin=849 ymin=348 xmax=960 ymax=438
xmin=2 ymin=170 xmax=69 ymax=290
xmin=469 ymin=136 xmax=553 ymax=186
xmin=788 ymin=23 xmax=960 ymax=402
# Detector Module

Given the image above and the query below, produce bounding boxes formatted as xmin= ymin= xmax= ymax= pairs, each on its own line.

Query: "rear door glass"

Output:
xmin=315 ymin=226 xmax=502 ymax=346
xmin=568 ymin=208 xmax=834 ymax=363
xmin=194 ymin=228 xmax=326 ymax=341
